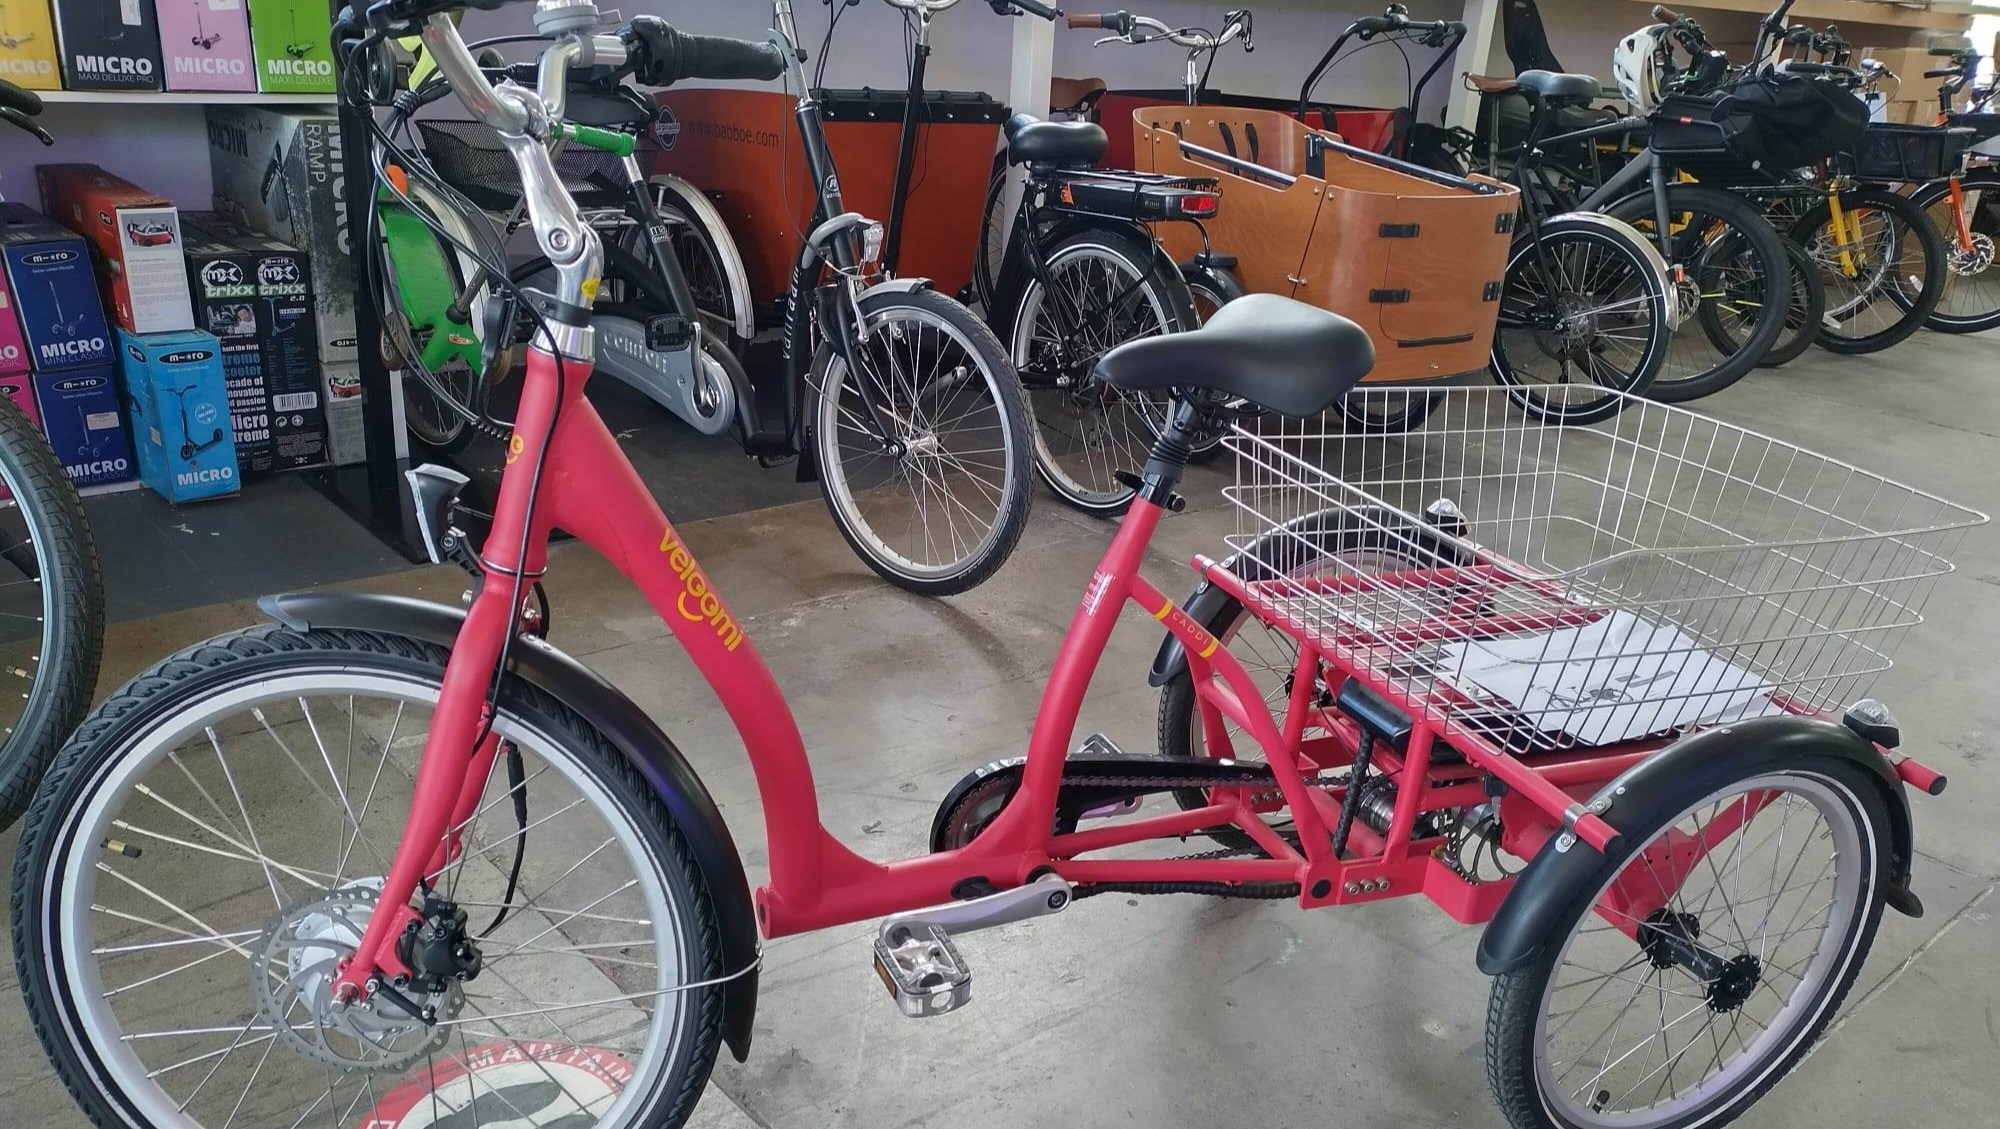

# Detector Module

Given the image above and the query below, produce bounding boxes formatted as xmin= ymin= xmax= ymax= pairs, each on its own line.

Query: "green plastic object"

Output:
xmin=560 ymin=123 xmax=638 ymax=158
xmin=377 ymin=194 xmax=486 ymax=379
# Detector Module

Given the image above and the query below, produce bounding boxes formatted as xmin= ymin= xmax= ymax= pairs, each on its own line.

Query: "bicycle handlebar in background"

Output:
xmin=1650 ymin=4 xmax=1682 ymax=22
xmin=622 ymin=18 xmax=787 ymax=85
xmin=993 ymin=0 xmax=1062 ymax=20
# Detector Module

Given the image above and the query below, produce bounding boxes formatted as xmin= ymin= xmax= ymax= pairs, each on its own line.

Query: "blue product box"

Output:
xmin=32 ymin=364 xmax=133 ymax=488
xmin=0 ymin=202 xmax=113 ymax=372
xmin=118 ymin=329 xmax=239 ymax=503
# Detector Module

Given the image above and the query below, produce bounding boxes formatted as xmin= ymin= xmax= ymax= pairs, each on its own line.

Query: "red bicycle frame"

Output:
xmin=329 ymin=343 xmax=1704 ymax=999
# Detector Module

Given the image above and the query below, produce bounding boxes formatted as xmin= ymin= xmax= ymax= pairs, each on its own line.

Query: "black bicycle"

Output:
xmin=0 ymin=80 xmax=106 ymax=830
xmin=367 ymin=3 xmax=1035 ymax=595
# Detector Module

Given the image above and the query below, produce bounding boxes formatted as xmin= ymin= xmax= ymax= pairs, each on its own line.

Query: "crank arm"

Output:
xmin=876 ymin=872 xmax=1073 ymax=947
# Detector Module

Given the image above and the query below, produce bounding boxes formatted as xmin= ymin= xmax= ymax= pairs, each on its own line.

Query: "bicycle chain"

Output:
xmin=1052 ymin=772 xmax=1331 ymax=901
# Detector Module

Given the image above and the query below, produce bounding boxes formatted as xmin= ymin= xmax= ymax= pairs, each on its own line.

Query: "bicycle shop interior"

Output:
xmin=0 ymin=1 xmax=1998 ymax=1128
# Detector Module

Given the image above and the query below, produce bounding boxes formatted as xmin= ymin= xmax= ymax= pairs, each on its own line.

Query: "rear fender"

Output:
xmin=1475 ymin=715 xmax=1920 ymax=977
xmin=258 ymin=591 xmax=762 ymax=1061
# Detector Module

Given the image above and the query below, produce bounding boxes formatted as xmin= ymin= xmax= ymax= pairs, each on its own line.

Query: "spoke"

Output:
xmin=255 ymin=707 xmax=392 ymax=877
xmin=209 ymin=726 xmax=286 ymax=909
xmin=94 ymin=864 xmax=258 ymax=961
xmin=110 ymin=819 xmax=336 ymax=887
xmin=133 ymin=783 xmax=329 ymax=892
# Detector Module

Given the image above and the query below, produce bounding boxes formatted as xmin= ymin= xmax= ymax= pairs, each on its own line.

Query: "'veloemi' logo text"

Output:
xmin=659 ymin=529 xmax=743 ymax=651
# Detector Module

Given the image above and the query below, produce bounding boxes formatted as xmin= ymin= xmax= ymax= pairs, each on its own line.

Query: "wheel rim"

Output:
xmin=0 ymin=451 xmax=56 ymax=761
xmin=1012 ymin=243 xmax=1175 ymax=508
xmin=1494 ymin=231 xmax=1660 ymax=416
xmin=1665 ymin=218 xmax=1775 ymax=384
xmin=1924 ymin=183 xmax=2000 ymax=323
xmin=816 ymin=303 xmax=1020 ymax=583
xmin=42 ymin=668 xmax=694 ymax=1129
xmin=1532 ymin=772 xmax=1870 ymax=1128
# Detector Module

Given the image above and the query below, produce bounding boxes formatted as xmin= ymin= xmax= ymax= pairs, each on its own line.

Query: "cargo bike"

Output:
xmin=12 ymin=7 xmax=1985 ymax=1129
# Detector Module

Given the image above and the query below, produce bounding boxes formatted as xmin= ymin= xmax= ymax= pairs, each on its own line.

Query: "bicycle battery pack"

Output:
xmin=1046 ymin=170 xmax=1221 ymax=224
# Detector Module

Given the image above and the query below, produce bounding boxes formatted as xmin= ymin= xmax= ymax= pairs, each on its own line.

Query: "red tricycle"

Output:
xmin=13 ymin=6 xmax=1984 ymax=1129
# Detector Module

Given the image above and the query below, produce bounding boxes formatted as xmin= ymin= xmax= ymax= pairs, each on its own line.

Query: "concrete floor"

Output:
xmin=3 ymin=330 xmax=1999 ymax=1129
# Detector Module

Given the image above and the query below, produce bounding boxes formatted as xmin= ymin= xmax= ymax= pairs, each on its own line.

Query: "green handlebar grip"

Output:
xmin=560 ymin=123 xmax=636 ymax=158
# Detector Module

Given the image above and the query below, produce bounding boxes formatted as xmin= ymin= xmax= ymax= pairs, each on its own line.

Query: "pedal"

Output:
xmin=1074 ymin=734 xmax=1142 ymax=817
xmin=873 ymin=925 xmax=971 ymax=1018
xmin=646 ymin=313 xmax=691 ymax=352
xmin=871 ymin=873 xmax=1072 ymax=1018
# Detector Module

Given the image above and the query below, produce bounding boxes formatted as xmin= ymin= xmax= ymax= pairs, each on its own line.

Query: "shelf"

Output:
xmin=1619 ymin=0 xmax=1974 ymax=35
xmin=34 ymin=91 xmax=335 ymax=107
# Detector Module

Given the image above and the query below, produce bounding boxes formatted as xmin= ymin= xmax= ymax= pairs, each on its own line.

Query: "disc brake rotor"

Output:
xmin=1948 ymin=231 xmax=1997 ymax=276
xmin=252 ymin=886 xmax=464 ymax=1074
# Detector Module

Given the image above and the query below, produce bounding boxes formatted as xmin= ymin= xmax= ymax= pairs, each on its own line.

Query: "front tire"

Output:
xmin=12 ymin=625 xmax=728 ymax=1129
xmin=808 ymin=286 xmax=1032 ymax=595
xmin=1909 ymin=169 xmax=2000 ymax=334
xmin=1486 ymin=754 xmax=1890 ymax=1129
xmin=1791 ymin=186 xmax=1946 ymax=355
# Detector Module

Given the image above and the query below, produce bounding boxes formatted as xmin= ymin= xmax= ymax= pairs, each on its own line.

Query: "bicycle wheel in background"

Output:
xmin=1489 ymin=216 xmax=1672 ymax=425
xmin=973 ymin=153 xmax=1012 ymax=313
xmin=1006 ymin=226 xmax=1199 ymax=516
xmin=1605 ymin=184 xmax=1790 ymax=402
xmin=0 ymin=393 xmax=103 ymax=829
xmin=1704 ymin=239 xmax=1824 ymax=370
xmin=1790 ymin=186 xmax=1946 ymax=354
xmin=808 ymin=287 xmax=1032 ymax=596
xmin=1909 ymin=169 xmax=2000 ymax=334
xmin=376 ymin=185 xmax=496 ymax=458
xmin=617 ymin=182 xmax=754 ymax=360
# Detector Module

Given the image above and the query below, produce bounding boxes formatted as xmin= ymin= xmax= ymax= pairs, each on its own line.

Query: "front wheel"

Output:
xmin=1909 ymin=170 xmax=2000 ymax=334
xmin=11 ymin=625 xmax=729 ymax=1129
xmin=1006 ymin=224 xmax=1200 ymax=516
xmin=1791 ymin=186 xmax=1946 ymax=355
xmin=1490 ymin=217 xmax=1672 ymax=425
xmin=808 ymin=286 xmax=1032 ymax=595
xmin=1485 ymin=753 xmax=1891 ymax=1129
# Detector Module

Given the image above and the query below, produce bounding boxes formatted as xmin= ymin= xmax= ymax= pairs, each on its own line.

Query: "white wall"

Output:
xmin=0 ymin=104 xmax=215 ymax=210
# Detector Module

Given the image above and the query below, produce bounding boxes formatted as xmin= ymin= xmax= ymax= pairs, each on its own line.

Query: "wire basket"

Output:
xmin=1838 ymin=122 xmax=1973 ymax=183
xmin=417 ymin=120 xmax=646 ymax=213
xmin=1221 ymin=388 xmax=1986 ymax=753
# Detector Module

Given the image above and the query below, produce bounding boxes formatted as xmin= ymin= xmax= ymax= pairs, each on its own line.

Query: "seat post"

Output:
xmin=1136 ymin=397 xmax=1206 ymax=506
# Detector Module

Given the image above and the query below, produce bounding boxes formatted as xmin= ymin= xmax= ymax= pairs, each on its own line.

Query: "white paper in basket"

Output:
xmin=1440 ymin=611 xmax=1784 ymax=745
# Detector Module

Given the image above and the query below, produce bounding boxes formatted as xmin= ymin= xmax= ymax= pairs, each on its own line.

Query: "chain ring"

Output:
xmin=251 ymin=889 xmax=463 ymax=1074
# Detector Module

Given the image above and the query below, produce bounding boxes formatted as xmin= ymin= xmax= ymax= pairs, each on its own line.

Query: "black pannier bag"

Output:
xmin=1712 ymin=70 xmax=1867 ymax=171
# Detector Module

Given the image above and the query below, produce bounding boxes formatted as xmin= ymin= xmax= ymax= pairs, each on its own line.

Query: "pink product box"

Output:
xmin=0 ymin=272 xmax=27 ymax=378
xmin=156 ymin=0 xmax=257 ymax=92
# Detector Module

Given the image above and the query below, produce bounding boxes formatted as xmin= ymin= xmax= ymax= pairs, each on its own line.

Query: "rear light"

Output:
xmin=1177 ymin=193 xmax=1221 ymax=217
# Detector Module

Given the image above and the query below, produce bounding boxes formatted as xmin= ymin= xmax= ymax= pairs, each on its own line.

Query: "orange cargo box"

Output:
xmin=651 ymin=87 xmax=1005 ymax=306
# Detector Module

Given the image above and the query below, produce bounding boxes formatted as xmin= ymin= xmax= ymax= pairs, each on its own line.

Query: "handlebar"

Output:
xmin=1650 ymin=4 xmax=1681 ymax=22
xmin=622 ymin=17 xmax=787 ymax=85
xmin=881 ymin=0 xmax=1063 ymax=18
xmin=1071 ymin=7 xmax=1252 ymax=52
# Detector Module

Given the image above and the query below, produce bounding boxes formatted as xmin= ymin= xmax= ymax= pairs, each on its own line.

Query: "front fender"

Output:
xmin=1476 ymin=715 xmax=1920 ymax=977
xmin=258 ymin=591 xmax=762 ymax=1061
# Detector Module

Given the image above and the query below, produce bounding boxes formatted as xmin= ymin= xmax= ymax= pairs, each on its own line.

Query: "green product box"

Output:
xmin=246 ymin=0 xmax=334 ymax=93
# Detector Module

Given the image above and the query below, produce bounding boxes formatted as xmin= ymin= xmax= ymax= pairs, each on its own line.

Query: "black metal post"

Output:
xmin=882 ymin=37 xmax=931 ymax=275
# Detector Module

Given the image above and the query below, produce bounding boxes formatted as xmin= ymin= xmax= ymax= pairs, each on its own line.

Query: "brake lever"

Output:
xmin=0 ymin=107 xmax=52 ymax=146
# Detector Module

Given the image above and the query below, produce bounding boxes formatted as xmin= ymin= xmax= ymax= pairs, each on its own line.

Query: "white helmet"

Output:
xmin=1613 ymin=24 xmax=1672 ymax=113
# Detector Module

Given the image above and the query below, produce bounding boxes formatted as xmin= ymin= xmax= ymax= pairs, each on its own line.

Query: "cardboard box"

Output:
xmin=0 ymin=202 xmax=114 ymax=372
xmin=0 ymin=267 xmax=30 ymax=376
xmin=0 ymin=0 xmax=63 ymax=91
xmin=246 ymin=0 xmax=333 ymax=94
xmin=319 ymin=358 xmax=363 ymax=465
xmin=181 ymin=212 xmax=327 ymax=472
xmin=119 ymin=328 xmax=239 ymax=502
xmin=206 ymin=105 xmax=355 ymax=362
xmin=156 ymin=0 xmax=255 ymax=92
xmin=36 ymin=164 xmax=195 ymax=334
xmin=32 ymin=363 xmax=132 ymax=486
xmin=51 ymin=0 xmax=163 ymax=91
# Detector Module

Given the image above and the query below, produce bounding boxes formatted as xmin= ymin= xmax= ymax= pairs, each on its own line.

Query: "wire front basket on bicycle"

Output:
xmin=1222 ymin=388 xmax=1986 ymax=754
xmin=417 ymin=119 xmax=650 ymax=212
xmin=1838 ymin=122 xmax=1975 ymax=183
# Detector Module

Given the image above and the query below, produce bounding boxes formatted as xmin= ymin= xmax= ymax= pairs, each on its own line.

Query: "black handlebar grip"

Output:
xmin=0 ymin=78 xmax=44 ymax=118
xmin=1925 ymin=68 xmax=1959 ymax=79
xmin=1354 ymin=17 xmax=1392 ymax=34
xmin=679 ymin=34 xmax=788 ymax=82
xmin=1927 ymin=45 xmax=1963 ymax=58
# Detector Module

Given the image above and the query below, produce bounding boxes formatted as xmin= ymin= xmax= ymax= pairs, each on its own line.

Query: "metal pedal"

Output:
xmin=1074 ymin=734 xmax=1141 ymax=817
xmin=871 ymin=873 xmax=1072 ymax=1019
xmin=873 ymin=925 xmax=971 ymax=1018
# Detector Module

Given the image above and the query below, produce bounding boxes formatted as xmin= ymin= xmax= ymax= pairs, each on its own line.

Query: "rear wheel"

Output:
xmin=12 ymin=627 xmax=728 ymax=1129
xmin=1490 ymin=218 xmax=1671 ymax=425
xmin=1791 ymin=186 xmax=1946 ymax=355
xmin=616 ymin=182 xmax=752 ymax=359
xmin=1486 ymin=755 xmax=1889 ymax=1129
xmin=1180 ymin=262 xmax=1245 ymax=462
xmin=1909 ymin=170 xmax=2000 ymax=334
xmin=809 ymin=287 xmax=1032 ymax=595
xmin=1007 ymin=225 xmax=1199 ymax=516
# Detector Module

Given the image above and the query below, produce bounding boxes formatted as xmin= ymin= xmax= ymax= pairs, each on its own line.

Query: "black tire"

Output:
xmin=807 ymin=286 xmax=1032 ymax=595
xmin=1005 ymin=224 xmax=1200 ymax=516
xmin=1490 ymin=217 xmax=1672 ymax=425
xmin=1486 ymin=753 xmax=1892 ymax=1129
xmin=973 ymin=151 xmax=1011 ymax=315
xmin=1157 ymin=508 xmax=1469 ymax=849
xmin=11 ymin=625 xmax=726 ymax=1129
xmin=1908 ymin=169 xmax=2000 ymax=334
xmin=1604 ymin=184 xmax=1790 ymax=402
xmin=1179 ymin=263 xmax=1245 ymax=463
xmin=0 ymin=394 xmax=103 ymax=831
xmin=1790 ymin=186 xmax=1946 ymax=355
xmin=1758 ymin=240 xmax=1826 ymax=368
xmin=1337 ymin=388 xmax=1440 ymax=433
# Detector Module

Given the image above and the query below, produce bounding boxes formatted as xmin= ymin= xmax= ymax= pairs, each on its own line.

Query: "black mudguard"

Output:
xmin=996 ymin=213 xmax=1192 ymax=332
xmin=259 ymin=591 xmax=762 ymax=1061
xmin=1475 ymin=715 xmax=1922 ymax=977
